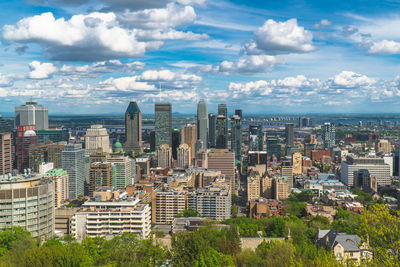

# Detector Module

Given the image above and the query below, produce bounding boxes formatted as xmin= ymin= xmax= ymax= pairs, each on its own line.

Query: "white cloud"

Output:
xmin=333 ymin=71 xmax=376 ymax=88
xmin=28 ymin=61 xmax=57 ymax=79
xmin=368 ymin=40 xmax=400 ymax=55
xmin=313 ymin=19 xmax=331 ymax=29
xmin=0 ymin=74 xmax=13 ymax=87
xmin=101 ymin=77 xmax=156 ymax=91
xmin=228 ymin=80 xmax=273 ymax=98
xmin=244 ymin=18 xmax=315 ymax=55
xmin=60 ymin=60 xmax=145 ymax=77
xmin=2 ymin=4 xmax=205 ymax=61
xmin=219 ymin=55 xmax=284 ymax=74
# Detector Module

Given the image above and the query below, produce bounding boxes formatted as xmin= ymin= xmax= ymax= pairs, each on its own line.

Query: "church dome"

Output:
xmin=24 ymin=130 xmax=36 ymax=137
xmin=114 ymin=140 xmax=122 ymax=149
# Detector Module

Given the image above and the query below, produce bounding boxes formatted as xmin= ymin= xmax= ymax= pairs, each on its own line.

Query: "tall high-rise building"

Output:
xmin=16 ymin=125 xmax=38 ymax=173
xmin=125 ymin=101 xmax=142 ymax=154
xmin=89 ymin=162 xmax=115 ymax=196
xmin=0 ymin=133 xmax=12 ymax=175
xmin=0 ymin=115 xmax=12 ymax=133
xmin=62 ymin=144 xmax=86 ymax=199
xmin=197 ymin=100 xmax=208 ymax=150
xmin=273 ymin=177 xmax=289 ymax=200
xmin=322 ymin=122 xmax=336 ymax=149
xmin=150 ymin=130 xmax=155 ymax=152
xmin=249 ymin=125 xmax=263 ymax=151
xmin=108 ymin=154 xmax=133 ymax=190
xmin=281 ymin=160 xmax=293 ymax=192
xmin=172 ymin=128 xmax=180 ymax=160
xmin=181 ymin=124 xmax=197 ymax=161
xmin=216 ymin=115 xmax=227 ymax=149
xmin=208 ymin=113 xmax=216 ymax=148
xmin=177 ymin=143 xmax=191 ymax=169
xmin=152 ymin=188 xmax=187 ymax=224
xmin=218 ymin=104 xmax=228 ymax=119
xmin=266 ymin=136 xmax=281 ymax=160
xmin=230 ymin=115 xmax=242 ymax=161
xmin=285 ymin=123 xmax=294 ymax=147
xmin=15 ymin=101 xmax=48 ymax=130
xmin=45 ymin=169 xmax=69 ymax=208
xmin=155 ymin=103 xmax=172 ymax=150
xmin=29 ymin=142 xmax=64 ymax=173
xmin=157 ymin=144 xmax=172 ymax=168
xmin=85 ymin=125 xmax=112 ymax=155
xmin=292 ymin=152 xmax=302 ymax=175
xmin=235 ymin=109 xmax=242 ymax=119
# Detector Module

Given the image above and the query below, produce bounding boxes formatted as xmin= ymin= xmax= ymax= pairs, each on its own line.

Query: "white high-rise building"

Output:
xmin=107 ymin=154 xmax=133 ymax=189
xmin=85 ymin=125 xmax=112 ymax=155
xmin=157 ymin=144 xmax=172 ymax=168
xmin=15 ymin=101 xmax=48 ymax=130
xmin=177 ymin=143 xmax=191 ymax=169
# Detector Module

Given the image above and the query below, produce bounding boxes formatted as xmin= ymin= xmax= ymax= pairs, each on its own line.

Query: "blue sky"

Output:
xmin=1 ymin=0 xmax=400 ymax=114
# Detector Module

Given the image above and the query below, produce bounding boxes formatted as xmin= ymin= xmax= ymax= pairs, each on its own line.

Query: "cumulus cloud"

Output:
xmin=333 ymin=71 xmax=376 ymax=88
xmin=243 ymin=19 xmax=315 ymax=55
xmin=2 ymin=4 xmax=206 ymax=61
xmin=368 ymin=40 xmax=400 ymax=55
xmin=28 ymin=61 xmax=57 ymax=79
xmin=219 ymin=55 xmax=284 ymax=74
xmin=313 ymin=19 xmax=331 ymax=29
xmin=0 ymin=74 xmax=14 ymax=87
xmin=60 ymin=60 xmax=145 ymax=77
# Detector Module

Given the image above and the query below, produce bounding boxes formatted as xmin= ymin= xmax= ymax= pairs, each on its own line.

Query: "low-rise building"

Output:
xmin=249 ymin=198 xmax=284 ymax=218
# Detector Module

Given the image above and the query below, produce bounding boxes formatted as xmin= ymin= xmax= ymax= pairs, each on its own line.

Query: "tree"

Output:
xmin=175 ymin=208 xmax=200 ymax=218
xmin=0 ymin=227 xmax=31 ymax=257
xmin=231 ymin=205 xmax=238 ymax=218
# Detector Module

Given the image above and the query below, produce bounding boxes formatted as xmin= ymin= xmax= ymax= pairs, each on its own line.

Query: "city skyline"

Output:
xmin=1 ymin=1 xmax=400 ymax=114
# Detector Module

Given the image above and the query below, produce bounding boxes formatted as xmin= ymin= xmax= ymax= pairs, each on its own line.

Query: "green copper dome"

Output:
xmin=114 ymin=140 xmax=122 ymax=149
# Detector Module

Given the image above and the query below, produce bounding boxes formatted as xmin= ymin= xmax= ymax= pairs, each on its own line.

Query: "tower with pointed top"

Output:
xmin=125 ymin=101 xmax=142 ymax=154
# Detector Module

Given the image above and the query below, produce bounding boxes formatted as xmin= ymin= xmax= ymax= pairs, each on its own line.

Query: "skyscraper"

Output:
xmin=177 ymin=143 xmax=191 ymax=169
xmin=16 ymin=125 xmax=38 ymax=173
xmin=197 ymin=100 xmax=208 ymax=149
xmin=62 ymin=144 xmax=86 ymax=199
xmin=208 ymin=113 xmax=216 ymax=148
xmin=155 ymin=103 xmax=172 ymax=150
xmin=230 ymin=115 xmax=242 ymax=161
xmin=249 ymin=125 xmax=263 ymax=151
xmin=266 ymin=136 xmax=281 ymax=160
xmin=0 ymin=115 xmax=11 ymax=133
xmin=89 ymin=162 xmax=115 ymax=197
xmin=322 ymin=122 xmax=336 ymax=149
xmin=235 ymin=109 xmax=242 ymax=119
xmin=15 ymin=101 xmax=48 ymax=130
xmin=285 ymin=123 xmax=294 ymax=147
xmin=85 ymin=125 xmax=112 ymax=155
xmin=216 ymin=115 xmax=227 ymax=149
xmin=172 ymin=128 xmax=180 ymax=160
xmin=181 ymin=124 xmax=197 ymax=161
xmin=125 ymin=101 xmax=142 ymax=154
xmin=157 ymin=144 xmax=172 ymax=168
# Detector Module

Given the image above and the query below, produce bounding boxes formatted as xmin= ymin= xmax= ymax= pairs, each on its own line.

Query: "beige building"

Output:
xmin=152 ymin=188 xmax=187 ymax=224
xmin=45 ymin=169 xmax=69 ymax=207
xmin=0 ymin=133 xmax=12 ymax=175
xmin=85 ymin=125 xmax=112 ymax=155
xmin=89 ymin=162 xmax=115 ymax=197
xmin=292 ymin=152 xmax=302 ymax=175
xmin=29 ymin=142 xmax=64 ymax=173
xmin=107 ymin=154 xmax=133 ymax=189
xmin=157 ymin=144 xmax=172 ymax=168
xmin=273 ymin=176 xmax=289 ymax=200
xmin=181 ymin=124 xmax=197 ymax=161
xmin=177 ymin=143 xmax=191 ymax=169
xmin=0 ymin=173 xmax=54 ymax=238
xmin=196 ymin=149 xmax=236 ymax=192
xmin=55 ymin=207 xmax=78 ymax=236
xmin=261 ymin=176 xmax=273 ymax=199
xmin=71 ymin=198 xmax=151 ymax=240
xmin=375 ymin=139 xmax=391 ymax=154
xmin=189 ymin=186 xmax=231 ymax=221
xmin=247 ymin=172 xmax=261 ymax=202
xmin=281 ymin=161 xmax=293 ymax=192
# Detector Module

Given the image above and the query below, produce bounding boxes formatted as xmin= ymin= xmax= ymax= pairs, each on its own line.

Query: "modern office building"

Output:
xmin=0 ymin=115 xmax=12 ymax=133
xmin=15 ymin=101 xmax=48 ymax=130
xmin=341 ymin=155 xmax=391 ymax=186
xmin=125 ymin=101 xmax=142 ymax=154
xmin=249 ymin=125 xmax=263 ymax=151
xmin=0 ymin=133 xmax=12 ymax=175
xmin=71 ymin=198 xmax=151 ymax=240
xmin=322 ymin=122 xmax=336 ymax=149
xmin=230 ymin=115 xmax=242 ymax=161
xmin=151 ymin=188 xmax=187 ymax=224
xmin=88 ymin=162 xmax=115 ymax=197
xmin=181 ymin=124 xmax=197 ymax=161
xmin=85 ymin=125 xmax=112 ymax=155
xmin=36 ymin=129 xmax=69 ymax=144
xmin=285 ymin=123 xmax=294 ymax=147
xmin=208 ymin=113 xmax=216 ymax=148
xmin=62 ymin=144 xmax=86 ymax=199
xmin=266 ymin=136 xmax=281 ymax=160
xmin=107 ymin=154 xmax=133 ymax=190
xmin=188 ymin=186 xmax=231 ymax=221
xmin=177 ymin=143 xmax=191 ymax=169
xmin=150 ymin=130 xmax=155 ymax=152
xmin=394 ymin=147 xmax=400 ymax=176
xmin=45 ymin=169 xmax=69 ymax=208
xmin=0 ymin=173 xmax=54 ymax=238
xmin=16 ymin=125 xmax=38 ymax=173
xmin=156 ymin=144 xmax=172 ymax=168
xmin=197 ymin=100 xmax=208 ymax=150
xmin=172 ymin=128 xmax=180 ymax=160
xmin=29 ymin=142 xmax=65 ymax=173
xmin=281 ymin=160 xmax=293 ymax=192
xmin=235 ymin=109 xmax=242 ymax=119
xmin=216 ymin=115 xmax=227 ymax=149
xmin=299 ymin=117 xmax=311 ymax=128
xmin=155 ymin=103 xmax=172 ymax=150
